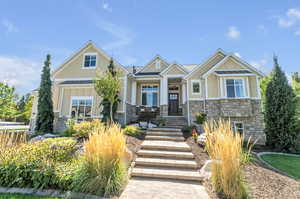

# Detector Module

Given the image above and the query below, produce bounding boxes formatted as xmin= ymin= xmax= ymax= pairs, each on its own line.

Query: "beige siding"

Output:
xmin=207 ymin=74 xmax=219 ymax=98
xmin=248 ymin=76 xmax=258 ymax=97
xmin=164 ymin=65 xmax=186 ymax=75
xmin=142 ymin=57 xmax=169 ymax=73
xmin=58 ymin=83 xmax=125 ymax=117
xmin=188 ymin=79 xmax=204 ymax=98
xmin=217 ymin=58 xmax=247 ymax=70
xmin=126 ymin=78 xmax=132 ymax=103
xmin=53 ymin=44 xmax=126 ymax=79
xmin=189 ymin=52 xmax=226 ymax=80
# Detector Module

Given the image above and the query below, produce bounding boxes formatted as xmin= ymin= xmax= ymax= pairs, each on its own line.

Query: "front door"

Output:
xmin=168 ymin=93 xmax=179 ymax=115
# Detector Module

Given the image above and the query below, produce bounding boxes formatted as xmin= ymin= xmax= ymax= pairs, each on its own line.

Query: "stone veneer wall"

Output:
xmin=125 ymin=103 xmax=137 ymax=124
xmin=160 ymin=105 xmax=168 ymax=117
xmin=188 ymin=99 xmax=265 ymax=144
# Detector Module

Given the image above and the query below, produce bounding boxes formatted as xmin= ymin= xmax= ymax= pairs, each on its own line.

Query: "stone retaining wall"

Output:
xmin=189 ymin=99 xmax=265 ymax=144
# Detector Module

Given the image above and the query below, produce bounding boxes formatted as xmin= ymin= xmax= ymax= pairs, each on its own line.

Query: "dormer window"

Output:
xmin=83 ymin=53 xmax=97 ymax=68
xmin=155 ymin=60 xmax=161 ymax=69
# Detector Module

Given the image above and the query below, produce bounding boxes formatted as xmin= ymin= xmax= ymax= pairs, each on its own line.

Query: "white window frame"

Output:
xmin=155 ymin=60 xmax=161 ymax=69
xmin=69 ymin=96 xmax=93 ymax=121
xmin=191 ymin=80 xmax=201 ymax=95
xmin=82 ymin=53 xmax=97 ymax=69
xmin=224 ymin=77 xmax=247 ymax=98
xmin=233 ymin=121 xmax=244 ymax=135
xmin=141 ymin=84 xmax=159 ymax=107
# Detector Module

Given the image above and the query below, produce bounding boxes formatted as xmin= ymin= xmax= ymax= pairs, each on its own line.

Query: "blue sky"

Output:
xmin=0 ymin=0 xmax=299 ymax=94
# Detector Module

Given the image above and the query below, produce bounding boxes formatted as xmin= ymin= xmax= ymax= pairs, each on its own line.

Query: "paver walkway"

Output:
xmin=120 ymin=177 xmax=209 ymax=199
xmin=120 ymin=127 xmax=209 ymax=199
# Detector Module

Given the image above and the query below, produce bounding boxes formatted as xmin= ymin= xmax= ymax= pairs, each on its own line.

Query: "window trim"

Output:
xmin=233 ymin=121 xmax=244 ymax=135
xmin=191 ymin=80 xmax=201 ymax=95
xmin=82 ymin=53 xmax=97 ymax=69
xmin=224 ymin=77 xmax=246 ymax=99
xmin=140 ymin=84 xmax=159 ymax=107
xmin=69 ymin=96 xmax=93 ymax=120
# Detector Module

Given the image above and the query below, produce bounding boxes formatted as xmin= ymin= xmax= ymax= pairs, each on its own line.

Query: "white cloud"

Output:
xmin=250 ymin=58 xmax=268 ymax=69
xmin=234 ymin=52 xmax=241 ymax=58
xmin=278 ymin=8 xmax=300 ymax=28
xmin=102 ymin=3 xmax=112 ymax=12
xmin=295 ymin=30 xmax=300 ymax=35
xmin=0 ymin=56 xmax=40 ymax=94
xmin=227 ymin=26 xmax=240 ymax=40
xmin=1 ymin=19 xmax=18 ymax=33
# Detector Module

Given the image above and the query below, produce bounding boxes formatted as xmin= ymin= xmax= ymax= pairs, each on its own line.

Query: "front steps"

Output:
xmin=131 ymin=127 xmax=203 ymax=182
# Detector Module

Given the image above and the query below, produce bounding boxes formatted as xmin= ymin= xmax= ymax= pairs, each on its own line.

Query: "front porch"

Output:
xmin=131 ymin=76 xmax=187 ymax=119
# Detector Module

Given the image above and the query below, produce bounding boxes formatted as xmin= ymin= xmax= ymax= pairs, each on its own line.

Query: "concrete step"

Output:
xmin=148 ymin=128 xmax=181 ymax=132
xmin=146 ymin=131 xmax=182 ymax=136
xmin=138 ymin=149 xmax=195 ymax=159
xmin=141 ymin=140 xmax=191 ymax=152
xmin=131 ymin=167 xmax=203 ymax=182
xmin=135 ymin=157 xmax=198 ymax=169
xmin=145 ymin=135 xmax=184 ymax=141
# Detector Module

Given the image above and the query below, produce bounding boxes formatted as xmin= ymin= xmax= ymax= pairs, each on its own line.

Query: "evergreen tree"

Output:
xmin=264 ymin=56 xmax=298 ymax=152
xmin=100 ymin=58 xmax=120 ymax=123
xmin=35 ymin=54 xmax=54 ymax=134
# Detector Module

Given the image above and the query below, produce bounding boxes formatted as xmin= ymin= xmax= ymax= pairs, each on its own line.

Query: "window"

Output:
xmin=234 ymin=122 xmax=244 ymax=134
xmin=192 ymin=80 xmax=201 ymax=94
xmin=70 ymin=97 xmax=92 ymax=121
xmin=141 ymin=85 xmax=158 ymax=106
xmin=83 ymin=54 xmax=97 ymax=68
xmin=226 ymin=79 xmax=245 ymax=98
xmin=155 ymin=60 xmax=161 ymax=69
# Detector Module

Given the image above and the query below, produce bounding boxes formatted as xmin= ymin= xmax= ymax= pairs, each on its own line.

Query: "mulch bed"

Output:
xmin=203 ymin=160 xmax=300 ymax=199
xmin=184 ymin=136 xmax=209 ymax=168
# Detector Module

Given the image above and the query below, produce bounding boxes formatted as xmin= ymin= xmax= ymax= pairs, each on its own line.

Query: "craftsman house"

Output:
xmin=30 ymin=41 xmax=265 ymax=141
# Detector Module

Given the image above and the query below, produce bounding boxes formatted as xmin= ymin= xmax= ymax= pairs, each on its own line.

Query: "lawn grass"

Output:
xmin=0 ymin=193 xmax=62 ymax=199
xmin=261 ymin=153 xmax=300 ymax=180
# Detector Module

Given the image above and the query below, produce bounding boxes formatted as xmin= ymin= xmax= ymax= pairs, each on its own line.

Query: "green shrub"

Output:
xmin=194 ymin=112 xmax=207 ymax=125
xmin=0 ymin=138 xmax=78 ymax=190
xmin=156 ymin=119 xmax=166 ymax=127
xmin=182 ymin=125 xmax=195 ymax=134
xmin=63 ymin=119 xmax=77 ymax=137
xmin=73 ymin=119 xmax=104 ymax=138
xmin=123 ymin=125 xmax=141 ymax=137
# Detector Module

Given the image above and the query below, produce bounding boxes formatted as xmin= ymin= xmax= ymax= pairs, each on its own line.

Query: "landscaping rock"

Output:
xmin=197 ymin=133 xmax=206 ymax=146
xmin=30 ymin=133 xmax=59 ymax=142
xmin=125 ymin=147 xmax=133 ymax=165
xmin=199 ymin=160 xmax=213 ymax=179
xmin=75 ymin=145 xmax=85 ymax=154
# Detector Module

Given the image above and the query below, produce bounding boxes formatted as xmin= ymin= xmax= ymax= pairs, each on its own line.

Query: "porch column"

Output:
xmin=182 ymin=82 xmax=186 ymax=104
xmin=131 ymin=80 xmax=137 ymax=105
xmin=160 ymin=76 xmax=168 ymax=116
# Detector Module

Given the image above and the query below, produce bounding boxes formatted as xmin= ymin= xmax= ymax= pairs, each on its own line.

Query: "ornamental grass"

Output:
xmin=0 ymin=130 xmax=27 ymax=148
xmin=72 ymin=123 xmax=127 ymax=197
xmin=204 ymin=119 xmax=248 ymax=199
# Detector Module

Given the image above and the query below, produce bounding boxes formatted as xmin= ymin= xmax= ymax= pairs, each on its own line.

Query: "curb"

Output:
xmin=256 ymin=152 xmax=300 ymax=181
xmin=0 ymin=187 xmax=106 ymax=199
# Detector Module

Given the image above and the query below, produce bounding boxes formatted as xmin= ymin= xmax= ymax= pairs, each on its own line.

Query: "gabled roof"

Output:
xmin=202 ymin=54 xmax=265 ymax=78
xmin=184 ymin=48 xmax=227 ymax=79
xmin=52 ymin=41 xmax=128 ymax=78
xmin=160 ymin=63 xmax=188 ymax=75
xmin=138 ymin=55 xmax=169 ymax=73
